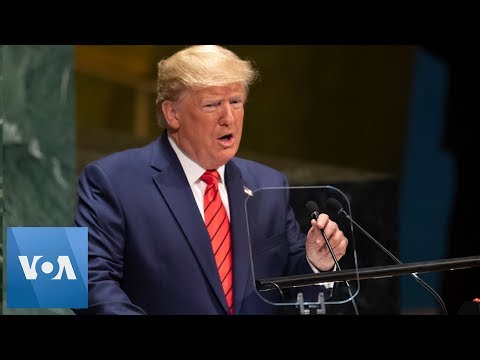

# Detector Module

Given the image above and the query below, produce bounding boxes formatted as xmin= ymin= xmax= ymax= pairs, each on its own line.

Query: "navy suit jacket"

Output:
xmin=74 ymin=132 xmax=315 ymax=315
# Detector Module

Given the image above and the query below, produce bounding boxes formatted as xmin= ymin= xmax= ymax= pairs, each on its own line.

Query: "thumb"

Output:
xmin=306 ymin=219 xmax=317 ymax=243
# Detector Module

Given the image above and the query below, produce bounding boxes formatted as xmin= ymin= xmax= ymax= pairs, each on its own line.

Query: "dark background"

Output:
xmin=426 ymin=46 xmax=479 ymax=315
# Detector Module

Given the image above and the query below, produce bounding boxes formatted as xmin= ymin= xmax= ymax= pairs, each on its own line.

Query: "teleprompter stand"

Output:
xmin=296 ymin=292 xmax=326 ymax=315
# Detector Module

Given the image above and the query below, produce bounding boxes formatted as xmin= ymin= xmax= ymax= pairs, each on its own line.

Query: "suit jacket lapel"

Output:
xmin=151 ymin=133 xmax=229 ymax=313
xmin=225 ymin=161 xmax=252 ymax=314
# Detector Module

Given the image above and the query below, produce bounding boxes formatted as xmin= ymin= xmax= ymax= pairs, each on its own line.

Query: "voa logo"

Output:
xmin=18 ymin=255 xmax=77 ymax=280
xmin=7 ymin=227 xmax=88 ymax=308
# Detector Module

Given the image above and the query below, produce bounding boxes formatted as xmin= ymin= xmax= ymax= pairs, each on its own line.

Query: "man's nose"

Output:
xmin=219 ymin=103 xmax=235 ymax=125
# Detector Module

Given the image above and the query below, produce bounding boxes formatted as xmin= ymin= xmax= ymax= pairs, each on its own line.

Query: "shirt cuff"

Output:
xmin=306 ymin=257 xmax=336 ymax=289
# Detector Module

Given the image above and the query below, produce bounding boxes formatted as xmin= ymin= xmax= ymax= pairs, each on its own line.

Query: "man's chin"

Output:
xmin=208 ymin=152 xmax=237 ymax=169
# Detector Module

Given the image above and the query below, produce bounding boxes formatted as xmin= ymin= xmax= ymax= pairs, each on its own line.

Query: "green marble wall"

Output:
xmin=1 ymin=45 xmax=75 ymax=315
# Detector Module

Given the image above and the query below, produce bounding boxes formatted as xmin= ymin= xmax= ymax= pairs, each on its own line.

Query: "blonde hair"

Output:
xmin=155 ymin=45 xmax=258 ymax=128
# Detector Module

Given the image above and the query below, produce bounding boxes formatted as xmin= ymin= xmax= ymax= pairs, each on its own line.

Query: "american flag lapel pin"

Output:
xmin=243 ymin=186 xmax=253 ymax=197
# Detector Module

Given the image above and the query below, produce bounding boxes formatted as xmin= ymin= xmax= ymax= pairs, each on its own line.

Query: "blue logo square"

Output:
xmin=7 ymin=227 xmax=88 ymax=308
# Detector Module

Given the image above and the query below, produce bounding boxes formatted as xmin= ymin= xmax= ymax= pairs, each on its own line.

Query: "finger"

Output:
xmin=318 ymin=233 xmax=341 ymax=257
xmin=333 ymin=238 xmax=349 ymax=258
xmin=319 ymin=232 xmax=348 ymax=259
xmin=323 ymin=221 xmax=338 ymax=240
xmin=318 ymin=244 xmax=336 ymax=259
xmin=307 ymin=221 xmax=317 ymax=243
xmin=308 ymin=220 xmax=325 ymax=245
xmin=315 ymin=213 xmax=329 ymax=229
xmin=311 ymin=221 xmax=334 ymax=249
xmin=328 ymin=229 xmax=346 ymax=250
xmin=330 ymin=236 xmax=348 ymax=259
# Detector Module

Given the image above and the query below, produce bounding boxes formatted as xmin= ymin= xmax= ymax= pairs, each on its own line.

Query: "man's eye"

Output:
xmin=203 ymin=102 xmax=220 ymax=111
xmin=204 ymin=101 xmax=220 ymax=108
xmin=230 ymin=99 xmax=243 ymax=108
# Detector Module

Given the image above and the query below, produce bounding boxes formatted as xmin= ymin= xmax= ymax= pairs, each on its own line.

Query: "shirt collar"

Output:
xmin=167 ymin=134 xmax=226 ymax=185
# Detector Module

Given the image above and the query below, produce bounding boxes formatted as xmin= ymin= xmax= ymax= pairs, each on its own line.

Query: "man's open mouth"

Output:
xmin=218 ymin=134 xmax=233 ymax=141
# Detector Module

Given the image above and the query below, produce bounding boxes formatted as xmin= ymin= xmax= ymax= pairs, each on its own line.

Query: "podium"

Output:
xmin=255 ymin=256 xmax=480 ymax=315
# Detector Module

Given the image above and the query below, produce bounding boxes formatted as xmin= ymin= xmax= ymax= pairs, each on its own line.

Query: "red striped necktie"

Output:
xmin=201 ymin=170 xmax=233 ymax=314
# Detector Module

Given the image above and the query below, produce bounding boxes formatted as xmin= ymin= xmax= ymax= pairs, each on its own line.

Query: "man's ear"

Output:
xmin=162 ymin=101 xmax=180 ymax=130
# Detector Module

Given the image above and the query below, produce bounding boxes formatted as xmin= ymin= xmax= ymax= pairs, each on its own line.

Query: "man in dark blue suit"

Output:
xmin=74 ymin=45 xmax=349 ymax=315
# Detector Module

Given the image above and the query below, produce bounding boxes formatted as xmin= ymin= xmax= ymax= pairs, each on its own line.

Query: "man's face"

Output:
xmin=169 ymin=83 xmax=246 ymax=169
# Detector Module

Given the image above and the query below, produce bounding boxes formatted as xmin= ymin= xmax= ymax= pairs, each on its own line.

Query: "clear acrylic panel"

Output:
xmin=244 ymin=185 xmax=360 ymax=314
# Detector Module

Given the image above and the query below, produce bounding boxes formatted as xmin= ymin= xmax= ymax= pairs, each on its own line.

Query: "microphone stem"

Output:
xmin=339 ymin=209 xmax=448 ymax=315
xmin=316 ymin=227 xmax=358 ymax=313
xmin=309 ymin=205 xmax=357 ymax=313
xmin=340 ymin=210 xmax=400 ymax=264
xmin=315 ymin=227 xmax=351 ymax=289
xmin=319 ymin=229 xmax=343 ymax=270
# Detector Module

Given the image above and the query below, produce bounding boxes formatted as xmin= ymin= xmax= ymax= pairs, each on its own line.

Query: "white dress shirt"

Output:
xmin=168 ymin=136 xmax=230 ymax=221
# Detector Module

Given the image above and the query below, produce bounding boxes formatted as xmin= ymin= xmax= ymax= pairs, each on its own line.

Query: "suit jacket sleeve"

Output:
xmin=283 ymin=175 xmax=314 ymax=276
xmin=73 ymin=162 xmax=146 ymax=315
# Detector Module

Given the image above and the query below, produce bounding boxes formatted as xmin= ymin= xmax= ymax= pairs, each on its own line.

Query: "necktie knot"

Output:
xmin=201 ymin=170 xmax=220 ymax=186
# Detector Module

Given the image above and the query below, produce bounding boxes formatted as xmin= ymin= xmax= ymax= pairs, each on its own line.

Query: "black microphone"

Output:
xmin=325 ymin=197 xmax=448 ymax=315
xmin=306 ymin=200 xmax=320 ymax=221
